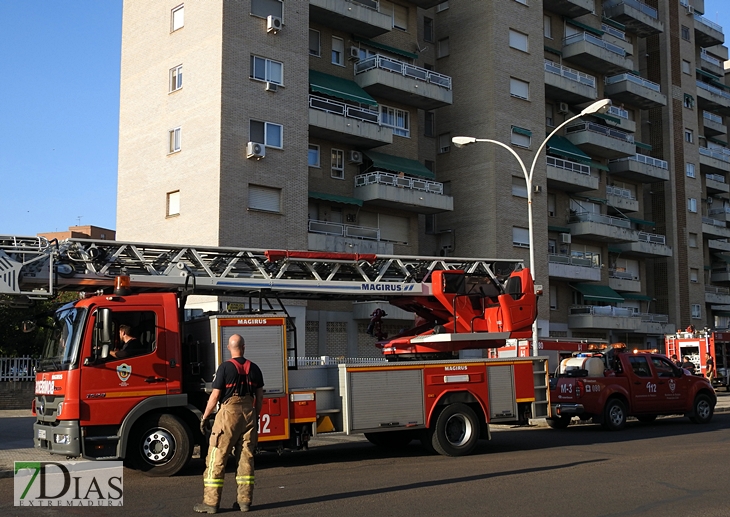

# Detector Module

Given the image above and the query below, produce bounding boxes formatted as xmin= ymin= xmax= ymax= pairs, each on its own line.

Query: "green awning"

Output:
xmin=547 ymin=135 xmax=591 ymax=162
xmin=566 ymin=19 xmax=604 ymax=37
xmin=628 ymin=217 xmax=655 ymax=227
xmin=592 ymin=112 xmax=622 ymax=125
xmin=602 ymin=17 xmax=626 ymax=31
xmin=608 ymin=247 xmax=623 ymax=254
xmin=512 ymin=126 xmax=532 ymax=137
xmin=353 ymin=37 xmax=418 ymax=60
xmin=586 ymin=160 xmax=610 ymax=171
xmin=713 ymin=253 xmax=730 ymax=264
xmin=710 ymin=79 xmax=730 ymax=92
xmin=697 ymin=68 xmax=722 ymax=80
xmin=635 ymin=141 xmax=653 ymax=151
xmin=309 ymin=70 xmax=377 ymax=107
xmin=571 ymin=283 xmax=624 ymax=303
xmin=544 ymin=46 xmax=562 ymax=56
xmin=620 ymin=293 xmax=653 ymax=301
xmin=308 ymin=191 xmax=363 ymax=207
xmin=548 ymin=225 xmax=570 ymax=233
xmin=363 ymin=150 xmax=435 ymax=179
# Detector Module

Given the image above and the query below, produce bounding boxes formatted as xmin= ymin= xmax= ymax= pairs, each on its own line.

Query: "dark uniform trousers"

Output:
xmin=203 ymin=395 xmax=257 ymax=507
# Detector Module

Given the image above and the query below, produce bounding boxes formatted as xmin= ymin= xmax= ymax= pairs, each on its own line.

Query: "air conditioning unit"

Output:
xmin=560 ymin=233 xmax=572 ymax=244
xmin=558 ymin=102 xmax=570 ymax=115
xmin=686 ymin=5 xmax=695 ymax=14
xmin=534 ymin=185 xmax=542 ymax=193
xmin=267 ymin=15 xmax=282 ymax=33
xmin=265 ymin=81 xmax=278 ymax=92
xmin=349 ymin=46 xmax=361 ymax=60
xmin=246 ymin=142 xmax=266 ymax=160
xmin=348 ymin=150 xmax=363 ymax=164
xmin=707 ymin=196 xmax=714 ymax=205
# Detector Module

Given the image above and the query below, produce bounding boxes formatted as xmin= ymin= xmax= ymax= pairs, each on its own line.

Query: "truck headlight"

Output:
xmin=54 ymin=434 xmax=70 ymax=445
xmin=57 ymin=402 xmax=63 ymax=416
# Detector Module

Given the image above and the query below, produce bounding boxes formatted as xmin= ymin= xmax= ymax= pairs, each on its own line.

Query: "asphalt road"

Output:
xmin=2 ymin=413 xmax=729 ymax=517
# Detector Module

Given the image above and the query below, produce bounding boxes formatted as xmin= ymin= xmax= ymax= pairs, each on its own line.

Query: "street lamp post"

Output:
xmin=452 ymin=98 xmax=612 ymax=357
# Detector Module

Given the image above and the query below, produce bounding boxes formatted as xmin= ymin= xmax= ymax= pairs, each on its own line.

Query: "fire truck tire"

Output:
xmin=546 ymin=416 xmax=571 ymax=429
xmin=601 ymin=399 xmax=627 ymax=431
xmin=431 ymin=403 xmax=479 ymax=457
xmin=689 ymin=394 xmax=714 ymax=424
xmin=636 ymin=415 xmax=657 ymax=423
xmin=128 ymin=414 xmax=193 ymax=477
xmin=364 ymin=431 xmax=413 ymax=448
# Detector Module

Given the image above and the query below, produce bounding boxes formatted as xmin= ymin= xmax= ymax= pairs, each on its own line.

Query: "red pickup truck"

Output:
xmin=548 ymin=346 xmax=716 ymax=431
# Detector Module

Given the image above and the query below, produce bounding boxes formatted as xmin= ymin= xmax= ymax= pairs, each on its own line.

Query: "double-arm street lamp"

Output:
xmin=452 ymin=98 xmax=612 ymax=356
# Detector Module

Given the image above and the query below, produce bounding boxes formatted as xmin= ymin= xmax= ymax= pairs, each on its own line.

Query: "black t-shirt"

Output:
xmin=115 ymin=338 xmax=146 ymax=359
xmin=212 ymin=357 xmax=264 ymax=404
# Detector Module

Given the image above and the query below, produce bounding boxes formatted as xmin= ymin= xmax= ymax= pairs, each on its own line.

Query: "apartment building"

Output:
xmin=117 ymin=0 xmax=729 ymax=355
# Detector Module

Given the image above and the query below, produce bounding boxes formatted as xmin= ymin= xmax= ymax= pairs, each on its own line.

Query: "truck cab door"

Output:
xmin=650 ymin=356 xmax=689 ymax=412
xmin=626 ymin=355 xmax=659 ymax=413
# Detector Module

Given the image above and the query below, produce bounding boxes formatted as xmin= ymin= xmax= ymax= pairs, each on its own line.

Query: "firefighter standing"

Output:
xmin=194 ymin=334 xmax=264 ymax=514
xmin=706 ymin=354 xmax=715 ymax=386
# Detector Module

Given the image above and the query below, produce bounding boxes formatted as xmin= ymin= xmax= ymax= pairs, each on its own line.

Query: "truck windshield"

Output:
xmin=37 ymin=303 xmax=87 ymax=372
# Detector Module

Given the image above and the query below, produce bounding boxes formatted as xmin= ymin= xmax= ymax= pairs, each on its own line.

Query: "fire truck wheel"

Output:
xmin=546 ymin=416 xmax=571 ymax=429
xmin=364 ymin=431 xmax=413 ymax=449
xmin=129 ymin=414 xmax=193 ymax=477
xmin=601 ymin=399 xmax=627 ymax=431
xmin=431 ymin=403 xmax=480 ymax=457
xmin=636 ymin=415 xmax=657 ymax=423
xmin=689 ymin=394 xmax=714 ymax=424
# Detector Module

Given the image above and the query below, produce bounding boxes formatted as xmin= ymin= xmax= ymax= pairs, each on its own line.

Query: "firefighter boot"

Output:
xmin=232 ymin=502 xmax=250 ymax=512
xmin=193 ymin=503 xmax=218 ymax=514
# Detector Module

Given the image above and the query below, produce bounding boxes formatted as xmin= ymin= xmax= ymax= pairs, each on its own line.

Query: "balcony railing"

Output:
xmin=703 ymin=216 xmax=727 ymax=227
xmin=609 ymin=153 xmax=668 ymax=169
xmin=352 ymin=0 xmax=379 ymax=10
xmin=546 ymin=155 xmax=591 ymax=175
xmin=566 ymin=121 xmax=635 ymax=143
xmin=548 ymin=254 xmax=597 ymax=267
xmin=701 ymin=49 xmax=723 ymax=67
xmin=609 ymin=269 xmax=634 ymax=280
xmin=563 ymin=32 xmax=627 ymax=57
xmin=704 ymin=110 xmax=723 ymax=124
xmin=605 ymin=72 xmax=661 ymax=92
xmin=709 ymin=207 xmax=730 ymax=216
xmin=354 ymin=54 xmax=452 ymax=90
xmin=544 ymin=59 xmax=597 ymax=88
xmin=309 ymin=94 xmax=380 ymax=124
xmin=697 ymin=80 xmax=730 ymax=101
xmin=601 ymin=23 xmax=626 ymax=41
xmin=607 ymin=105 xmax=629 ymax=119
xmin=707 ymin=173 xmax=727 ymax=183
xmin=606 ymin=185 xmax=635 ymax=199
xmin=308 ymin=219 xmax=380 ymax=241
xmin=355 ymin=170 xmax=445 ymax=194
xmin=569 ymin=211 xmax=632 ymax=228
xmin=638 ymin=231 xmax=666 ymax=245
xmin=700 ymin=146 xmax=730 ymax=163
xmin=604 ymin=0 xmax=658 ymax=20
xmin=694 ymin=13 xmax=723 ymax=34
xmin=641 ymin=313 xmax=668 ymax=323
xmin=570 ymin=305 xmax=634 ymax=317
xmin=706 ymin=285 xmax=730 ymax=295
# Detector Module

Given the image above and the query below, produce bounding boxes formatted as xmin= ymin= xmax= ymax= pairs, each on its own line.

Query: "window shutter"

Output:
xmin=379 ymin=214 xmax=409 ymax=243
xmin=249 ymin=185 xmax=281 ymax=212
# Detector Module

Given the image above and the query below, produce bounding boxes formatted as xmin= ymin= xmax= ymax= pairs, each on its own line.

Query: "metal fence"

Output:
xmin=355 ymin=171 xmax=445 ymax=194
xmin=308 ymin=219 xmax=380 ymax=241
xmin=544 ymin=59 xmax=596 ymax=88
xmin=697 ymin=80 xmax=730 ymax=101
xmin=605 ymin=72 xmax=661 ymax=92
xmin=563 ymin=32 xmax=626 ymax=57
xmin=0 ymin=356 xmax=37 ymax=381
xmin=566 ymin=121 xmax=634 ymax=143
xmin=546 ymin=155 xmax=591 ymax=175
xmin=309 ymin=95 xmax=379 ymax=124
xmin=569 ymin=211 xmax=633 ymax=229
xmin=355 ymin=54 xmax=452 ymax=90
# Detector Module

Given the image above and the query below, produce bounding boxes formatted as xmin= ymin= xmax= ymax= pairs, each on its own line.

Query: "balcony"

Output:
xmin=568 ymin=305 xmax=641 ymax=331
xmin=543 ymin=0 xmax=594 ymax=18
xmin=696 ymin=81 xmax=730 ymax=116
xmin=608 ymin=269 xmax=641 ymax=292
xmin=604 ymin=73 xmax=667 ymax=109
xmin=308 ymin=219 xmax=393 ymax=254
xmin=562 ymin=32 xmax=633 ymax=75
xmin=612 ymin=232 xmax=672 ymax=257
xmin=699 ymin=147 xmax=730 ymax=176
xmin=706 ymin=173 xmax=730 ymax=197
xmin=353 ymin=171 xmax=453 ymax=214
xmin=354 ymin=55 xmax=452 ymax=110
xmin=565 ymin=121 xmax=636 ymax=158
xmin=567 ymin=212 xmax=638 ymax=242
xmin=308 ymin=95 xmax=392 ymax=148
xmin=635 ymin=313 xmax=675 ymax=335
xmin=605 ymin=105 xmax=636 ymax=133
xmin=546 ymin=156 xmax=599 ymax=192
xmin=703 ymin=217 xmax=730 ymax=239
xmin=548 ymin=255 xmax=601 ymax=281
xmin=709 ymin=239 xmax=730 ymax=252
xmin=694 ymin=13 xmax=724 ymax=48
xmin=602 ymin=0 xmax=663 ymax=37
xmin=544 ymin=60 xmax=597 ymax=104
xmin=608 ymin=154 xmax=670 ymax=182
xmin=309 ymin=0 xmax=392 ymax=38
xmin=709 ymin=206 xmax=730 ymax=223
xmin=703 ymin=111 xmax=726 ymax=137
xmin=711 ymin=261 xmax=730 ymax=283
xmin=700 ymin=49 xmax=725 ymax=77
xmin=606 ymin=185 xmax=639 ymax=212
xmin=706 ymin=285 xmax=730 ymax=305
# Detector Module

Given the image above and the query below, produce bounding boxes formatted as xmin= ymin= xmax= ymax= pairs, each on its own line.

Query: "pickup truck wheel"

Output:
xmin=601 ymin=399 xmax=627 ymax=431
xmin=129 ymin=414 xmax=193 ymax=477
xmin=689 ymin=394 xmax=714 ymax=424
xmin=637 ymin=415 xmax=657 ymax=423
xmin=431 ymin=403 xmax=479 ymax=457
xmin=364 ymin=431 xmax=413 ymax=449
xmin=546 ymin=416 xmax=571 ymax=429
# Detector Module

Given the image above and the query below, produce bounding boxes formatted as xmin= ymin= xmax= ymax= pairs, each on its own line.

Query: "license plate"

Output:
xmin=38 ymin=429 xmax=46 ymax=440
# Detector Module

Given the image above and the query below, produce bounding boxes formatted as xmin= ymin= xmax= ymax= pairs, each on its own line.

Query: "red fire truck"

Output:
xmin=665 ymin=330 xmax=730 ymax=389
xmin=0 ymin=236 xmax=547 ymax=476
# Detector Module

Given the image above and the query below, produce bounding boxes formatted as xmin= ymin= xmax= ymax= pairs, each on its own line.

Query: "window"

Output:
xmin=250 ymin=120 xmax=283 ymax=148
xmin=437 ymin=37 xmax=450 ymax=58
xmin=544 ymin=15 xmax=552 ymax=38
xmin=685 ymin=128 xmax=693 ymax=143
xmin=436 ymin=1 xmax=449 ymax=12
xmin=691 ymin=304 xmax=701 ymax=319
xmin=425 ymin=111 xmax=435 ymax=137
xmin=248 ymin=184 xmax=281 ymax=213
xmin=251 ymin=0 xmax=282 ymax=20
xmin=309 ymin=29 xmax=321 ymax=57
xmin=548 ymin=239 xmax=557 ymax=254
xmin=511 ymin=126 xmax=531 ymax=148
xmin=548 ymin=194 xmax=556 ymax=217
xmin=381 ymin=105 xmax=410 ymax=137
xmin=424 ymin=17 xmax=434 ymax=42
xmin=629 ymin=356 xmax=652 ymax=377
xmin=682 ymin=59 xmax=691 ymax=74
xmin=167 ymin=191 xmax=180 ymax=217
xmin=549 ymin=285 xmax=557 ymax=310
xmin=332 ymin=36 xmax=344 ymax=66
xmin=509 ymin=29 xmax=528 ymax=52
xmin=689 ymin=232 xmax=698 ymax=247
xmin=108 ymin=311 xmax=157 ymax=359
xmin=169 ymin=127 xmax=181 ymax=153
xmin=688 ymin=198 xmax=697 ymax=213
xmin=510 ymin=77 xmax=529 ymax=100
xmin=438 ymin=133 xmax=451 ymax=154
xmin=684 ymin=94 xmax=694 ymax=109
xmin=512 ymin=176 xmax=528 ymax=198
xmin=169 ymin=65 xmax=183 ymax=92
xmin=250 ymin=55 xmax=283 ymax=85
xmin=690 ymin=268 xmax=699 ymax=283
xmin=394 ymin=3 xmax=408 ymax=31
xmin=686 ymin=163 xmax=695 ymax=178
xmin=171 ymin=4 xmax=184 ymax=32
xmin=331 ymin=148 xmax=344 ymax=179
xmin=512 ymin=227 xmax=529 ymax=248
xmin=308 ymin=144 xmax=320 ymax=167
xmin=545 ymin=103 xmax=554 ymax=127
xmin=681 ymin=25 xmax=690 ymax=41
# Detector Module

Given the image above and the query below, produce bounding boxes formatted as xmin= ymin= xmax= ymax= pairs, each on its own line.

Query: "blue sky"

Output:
xmin=0 ymin=1 xmax=728 ymax=237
